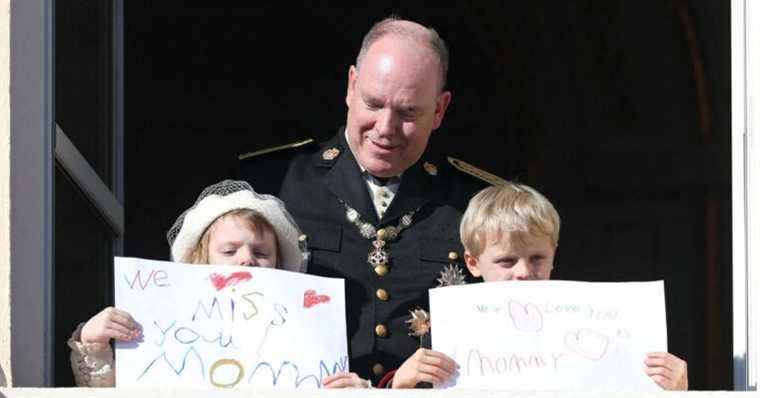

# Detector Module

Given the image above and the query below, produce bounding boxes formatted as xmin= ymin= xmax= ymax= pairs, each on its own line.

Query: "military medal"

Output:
xmin=341 ymin=201 xmax=417 ymax=275
xmin=369 ymin=239 xmax=389 ymax=276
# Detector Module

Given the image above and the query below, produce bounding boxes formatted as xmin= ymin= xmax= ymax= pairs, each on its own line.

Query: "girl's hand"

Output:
xmin=321 ymin=372 xmax=370 ymax=388
xmin=81 ymin=307 xmax=141 ymax=345
xmin=392 ymin=348 xmax=457 ymax=388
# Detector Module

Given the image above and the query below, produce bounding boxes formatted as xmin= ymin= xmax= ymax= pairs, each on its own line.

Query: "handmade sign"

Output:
xmin=114 ymin=257 xmax=348 ymax=389
xmin=430 ymin=280 xmax=666 ymax=391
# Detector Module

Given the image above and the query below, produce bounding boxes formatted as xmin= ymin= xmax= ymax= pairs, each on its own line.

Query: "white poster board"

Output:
xmin=430 ymin=280 xmax=667 ymax=391
xmin=114 ymin=257 xmax=348 ymax=389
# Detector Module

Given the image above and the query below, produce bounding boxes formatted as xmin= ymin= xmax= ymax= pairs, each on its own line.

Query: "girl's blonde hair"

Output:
xmin=185 ymin=209 xmax=281 ymax=265
xmin=460 ymin=183 xmax=560 ymax=257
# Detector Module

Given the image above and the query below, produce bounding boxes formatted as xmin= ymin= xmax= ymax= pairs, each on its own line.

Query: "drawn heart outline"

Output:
xmin=209 ymin=271 xmax=252 ymax=291
xmin=303 ymin=289 xmax=331 ymax=308
xmin=508 ymin=300 xmax=544 ymax=332
xmin=564 ymin=328 xmax=610 ymax=361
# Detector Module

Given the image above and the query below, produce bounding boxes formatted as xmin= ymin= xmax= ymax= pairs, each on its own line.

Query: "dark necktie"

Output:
xmin=365 ymin=173 xmax=397 ymax=187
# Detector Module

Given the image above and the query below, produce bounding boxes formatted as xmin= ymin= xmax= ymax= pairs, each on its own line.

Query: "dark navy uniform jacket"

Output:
xmin=240 ymin=127 xmax=486 ymax=383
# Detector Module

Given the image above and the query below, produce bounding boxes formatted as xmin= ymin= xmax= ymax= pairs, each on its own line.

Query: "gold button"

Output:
xmin=448 ymin=251 xmax=459 ymax=261
xmin=375 ymin=324 xmax=388 ymax=337
xmin=374 ymin=264 xmax=389 ymax=276
xmin=376 ymin=288 xmax=389 ymax=301
xmin=376 ymin=228 xmax=387 ymax=240
xmin=372 ymin=363 xmax=385 ymax=376
xmin=298 ymin=234 xmax=308 ymax=242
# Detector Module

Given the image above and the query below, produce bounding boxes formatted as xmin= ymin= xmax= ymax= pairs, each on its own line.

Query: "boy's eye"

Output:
xmin=497 ymin=258 xmax=517 ymax=267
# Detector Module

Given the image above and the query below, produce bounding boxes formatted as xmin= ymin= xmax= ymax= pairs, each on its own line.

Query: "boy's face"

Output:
xmin=465 ymin=232 xmax=555 ymax=282
xmin=207 ymin=215 xmax=278 ymax=268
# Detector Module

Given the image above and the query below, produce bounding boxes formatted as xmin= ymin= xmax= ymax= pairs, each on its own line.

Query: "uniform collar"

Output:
xmin=320 ymin=127 xmax=435 ymax=226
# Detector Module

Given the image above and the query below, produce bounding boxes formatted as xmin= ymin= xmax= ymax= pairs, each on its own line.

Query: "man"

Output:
xmin=240 ymin=17 xmax=495 ymax=385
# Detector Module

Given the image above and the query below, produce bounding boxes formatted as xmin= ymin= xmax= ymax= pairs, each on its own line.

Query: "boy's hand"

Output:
xmin=81 ymin=307 xmax=141 ymax=345
xmin=392 ymin=348 xmax=457 ymax=388
xmin=321 ymin=372 xmax=370 ymax=388
xmin=644 ymin=352 xmax=688 ymax=390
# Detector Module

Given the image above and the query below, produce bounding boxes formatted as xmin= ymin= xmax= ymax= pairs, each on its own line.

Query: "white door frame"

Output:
xmin=732 ymin=0 xmax=760 ymax=391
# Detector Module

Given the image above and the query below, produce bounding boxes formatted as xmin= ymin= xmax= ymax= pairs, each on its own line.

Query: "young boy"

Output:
xmin=392 ymin=182 xmax=688 ymax=390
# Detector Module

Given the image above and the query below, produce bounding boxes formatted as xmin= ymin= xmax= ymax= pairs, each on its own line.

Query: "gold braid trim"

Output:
xmin=447 ymin=157 xmax=508 ymax=186
xmin=238 ymin=138 xmax=315 ymax=161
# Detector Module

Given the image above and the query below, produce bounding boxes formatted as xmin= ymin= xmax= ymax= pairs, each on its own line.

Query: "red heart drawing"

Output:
xmin=303 ymin=289 xmax=331 ymax=308
xmin=508 ymin=300 xmax=544 ymax=332
xmin=209 ymin=271 xmax=252 ymax=291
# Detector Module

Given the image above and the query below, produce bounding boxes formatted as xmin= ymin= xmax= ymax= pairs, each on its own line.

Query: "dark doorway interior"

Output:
xmin=117 ymin=1 xmax=731 ymax=389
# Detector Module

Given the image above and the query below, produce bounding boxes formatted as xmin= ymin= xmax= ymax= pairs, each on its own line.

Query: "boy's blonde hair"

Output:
xmin=460 ymin=183 xmax=561 ymax=257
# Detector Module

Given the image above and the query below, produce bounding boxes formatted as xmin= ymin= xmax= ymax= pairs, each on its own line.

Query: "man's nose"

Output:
xmin=375 ymin=109 xmax=399 ymax=136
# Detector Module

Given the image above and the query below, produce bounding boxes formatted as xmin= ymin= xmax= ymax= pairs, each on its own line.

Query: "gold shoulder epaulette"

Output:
xmin=447 ymin=156 xmax=509 ymax=186
xmin=238 ymin=138 xmax=315 ymax=161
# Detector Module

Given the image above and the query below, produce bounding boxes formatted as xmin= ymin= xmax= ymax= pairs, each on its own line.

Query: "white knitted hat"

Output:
xmin=167 ymin=180 xmax=304 ymax=272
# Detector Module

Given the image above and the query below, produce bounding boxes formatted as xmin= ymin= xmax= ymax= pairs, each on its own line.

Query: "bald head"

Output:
xmin=355 ymin=17 xmax=449 ymax=92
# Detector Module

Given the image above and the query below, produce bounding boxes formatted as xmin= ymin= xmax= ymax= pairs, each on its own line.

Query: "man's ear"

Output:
xmin=431 ymin=90 xmax=452 ymax=130
xmin=346 ymin=65 xmax=358 ymax=107
xmin=464 ymin=251 xmax=481 ymax=278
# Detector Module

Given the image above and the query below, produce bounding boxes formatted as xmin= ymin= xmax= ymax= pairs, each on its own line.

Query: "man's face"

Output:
xmin=345 ymin=36 xmax=451 ymax=177
xmin=465 ymin=232 xmax=556 ymax=282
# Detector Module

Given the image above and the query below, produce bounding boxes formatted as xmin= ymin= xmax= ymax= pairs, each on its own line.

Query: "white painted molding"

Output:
xmin=55 ymin=124 xmax=124 ymax=236
xmin=732 ymin=0 xmax=760 ymax=391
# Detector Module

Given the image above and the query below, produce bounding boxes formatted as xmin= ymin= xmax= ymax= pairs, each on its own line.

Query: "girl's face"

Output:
xmin=207 ymin=215 xmax=278 ymax=267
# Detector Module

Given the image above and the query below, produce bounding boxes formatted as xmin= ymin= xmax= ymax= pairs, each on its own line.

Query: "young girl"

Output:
xmin=68 ymin=180 xmax=367 ymax=388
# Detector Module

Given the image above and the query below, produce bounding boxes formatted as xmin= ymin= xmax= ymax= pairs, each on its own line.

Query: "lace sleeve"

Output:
xmin=68 ymin=323 xmax=116 ymax=387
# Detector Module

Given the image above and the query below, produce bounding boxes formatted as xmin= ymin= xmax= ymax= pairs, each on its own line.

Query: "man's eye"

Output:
xmin=399 ymin=109 xmax=419 ymax=119
xmin=254 ymin=251 xmax=269 ymax=258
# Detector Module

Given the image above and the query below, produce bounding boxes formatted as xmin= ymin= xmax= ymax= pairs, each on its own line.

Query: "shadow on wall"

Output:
xmin=0 ymin=365 xmax=6 ymax=386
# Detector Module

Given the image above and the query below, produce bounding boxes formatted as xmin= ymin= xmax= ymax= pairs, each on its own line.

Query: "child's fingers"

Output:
xmin=106 ymin=328 xmax=135 ymax=342
xmin=106 ymin=325 xmax=140 ymax=341
xmin=417 ymin=363 xmax=451 ymax=381
xmin=420 ymin=350 xmax=457 ymax=373
xmin=322 ymin=373 xmax=352 ymax=386
xmin=649 ymin=374 xmax=669 ymax=388
xmin=105 ymin=322 xmax=135 ymax=338
xmin=644 ymin=356 xmax=672 ymax=370
xmin=644 ymin=365 xmax=673 ymax=379
xmin=415 ymin=371 xmax=444 ymax=385
xmin=322 ymin=373 xmax=368 ymax=388
xmin=321 ymin=373 xmax=345 ymax=385
xmin=107 ymin=309 xmax=140 ymax=330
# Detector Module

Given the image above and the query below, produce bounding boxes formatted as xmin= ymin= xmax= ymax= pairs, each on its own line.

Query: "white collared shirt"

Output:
xmin=345 ymin=129 xmax=402 ymax=219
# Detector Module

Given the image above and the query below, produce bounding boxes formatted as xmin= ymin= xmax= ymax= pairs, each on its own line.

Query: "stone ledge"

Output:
xmin=0 ymin=388 xmax=758 ymax=398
